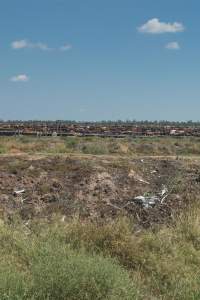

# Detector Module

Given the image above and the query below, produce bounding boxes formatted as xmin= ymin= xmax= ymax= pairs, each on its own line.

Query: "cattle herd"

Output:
xmin=0 ymin=121 xmax=200 ymax=137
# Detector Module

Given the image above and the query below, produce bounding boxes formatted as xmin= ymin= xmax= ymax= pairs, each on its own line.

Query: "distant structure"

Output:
xmin=0 ymin=120 xmax=200 ymax=137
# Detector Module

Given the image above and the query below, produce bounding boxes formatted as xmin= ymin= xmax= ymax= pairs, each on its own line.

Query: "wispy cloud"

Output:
xmin=138 ymin=18 xmax=185 ymax=34
xmin=10 ymin=74 xmax=30 ymax=82
xmin=60 ymin=44 xmax=72 ymax=51
xmin=165 ymin=41 xmax=180 ymax=50
xmin=11 ymin=40 xmax=51 ymax=51
xmin=11 ymin=39 xmax=72 ymax=52
xmin=11 ymin=40 xmax=28 ymax=49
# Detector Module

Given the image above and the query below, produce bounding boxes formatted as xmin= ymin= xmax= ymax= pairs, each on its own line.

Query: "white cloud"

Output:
xmin=11 ymin=39 xmax=72 ymax=52
xmin=11 ymin=40 xmax=28 ymax=49
xmin=11 ymin=39 xmax=52 ymax=51
xmin=10 ymin=74 xmax=29 ymax=82
xmin=60 ymin=44 xmax=72 ymax=51
xmin=165 ymin=41 xmax=180 ymax=50
xmin=33 ymin=42 xmax=51 ymax=51
xmin=138 ymin=18 xmax=185 ymax=34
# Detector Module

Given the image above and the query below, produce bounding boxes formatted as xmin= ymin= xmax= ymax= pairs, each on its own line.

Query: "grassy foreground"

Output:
xmin=1 ymin=135 xmax=200 ymax=299
xmin=1 ymin=206 xmax=200 ymax=299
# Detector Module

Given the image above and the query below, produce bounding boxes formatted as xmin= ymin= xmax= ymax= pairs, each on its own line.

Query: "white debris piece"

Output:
xmin=61 ymin=215 xmax=66 ymax=222
xmin=28 ymin=165 xmax=34 ymax=171
xmin=132 ymin=185 xmax=169 ymax=208
xmin=151 ymin=170 xmax=157 ymax=174
xmin=14 ymin=189 xmax=25 ymax=196
xmin=138 ymin=178 xmax=150 ymax=185
xmin=133 ymin=195 xmax=159 ymax=209
xmin=161 ymin=186 xmax=168 ymax=197
xmin=128 ymin=170 xmax=150 ymax=185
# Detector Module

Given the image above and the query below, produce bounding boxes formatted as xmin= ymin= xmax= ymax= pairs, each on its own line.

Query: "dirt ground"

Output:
xmin=0 ymin=154 xmax=200 ymax=227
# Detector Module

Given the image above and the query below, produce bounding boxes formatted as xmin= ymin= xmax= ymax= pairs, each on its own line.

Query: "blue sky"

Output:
xmin=0 ymin=0 xmax=199 ymax=121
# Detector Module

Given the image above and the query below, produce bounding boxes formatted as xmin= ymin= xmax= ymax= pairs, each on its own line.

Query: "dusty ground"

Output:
xmin=1 ymin=153 xmax=200 ymax=227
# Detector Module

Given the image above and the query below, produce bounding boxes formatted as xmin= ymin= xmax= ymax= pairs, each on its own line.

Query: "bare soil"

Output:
xmin=0 ymin=154 xmax=200 ymax=227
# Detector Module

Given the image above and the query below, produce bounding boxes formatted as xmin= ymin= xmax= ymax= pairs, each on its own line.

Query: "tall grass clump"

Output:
xmin=61 ymin=212 xmax=200 ymax=300
xmin=81 ymin=142 xmax=109 ymax=155
xmin=30 ymin=246 xmax=137 ymax=300
xmin=0 ymin=220 xmax=138 ymax=300
xmin=2 ymin=205 xmax=200 ymax=299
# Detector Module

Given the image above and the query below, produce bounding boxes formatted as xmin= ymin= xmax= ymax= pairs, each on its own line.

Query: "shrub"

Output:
xmin=2 ymin=208 xmax=200 ymax=299
xmin=0 ymin=221 xmax=138 ymax=300
xmin=30 ymin=246 xmax=137 ymax=300
xmin=62 ymin=215 xmax=200 ymax=299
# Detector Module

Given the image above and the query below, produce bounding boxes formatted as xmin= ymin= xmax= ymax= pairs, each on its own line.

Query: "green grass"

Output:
xmin=0 ymin=219 xmax=138 ymax=300
xmin=1 ymin=135 xmax=200 ymax=156
xmin=2 ymin=206 xmax=200 ymax=299
xmin=62 ymin=212 xmax=200 ymax=300
xmin=0 ymin=144 xmax=7 ymax=154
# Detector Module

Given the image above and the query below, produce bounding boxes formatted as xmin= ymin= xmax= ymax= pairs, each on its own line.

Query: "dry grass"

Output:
xmin=0 ymin=218 xmax=138 ymax=300
xmin=1 ymin=136 xmax=200 ymax=156
xmin=1 ymin=205 xmax=200 ymax=299
xmin=1 ymin=136 xmax=200 ymax=298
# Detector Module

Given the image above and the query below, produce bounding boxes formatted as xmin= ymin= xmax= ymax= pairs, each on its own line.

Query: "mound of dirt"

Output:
xmin=0 ymin=155 xmax=200 ymax=227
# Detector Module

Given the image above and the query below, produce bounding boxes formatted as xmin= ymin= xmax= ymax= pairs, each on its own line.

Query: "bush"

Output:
xmin=0 ymin=222 xmax=138 ymax=300
xmin=30 ymin=246 xmax=137 ymax=299
xmin=62 ymin=216 xmax=200 ymax=299
xmin=81 ymin=142 xmax=109 ymax=155
xmin=2 ymin=209 xmax=200 ymax=299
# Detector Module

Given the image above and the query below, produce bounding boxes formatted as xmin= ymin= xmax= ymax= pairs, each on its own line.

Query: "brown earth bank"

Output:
xmin=0 ymin=154 xmax=200 ymax=227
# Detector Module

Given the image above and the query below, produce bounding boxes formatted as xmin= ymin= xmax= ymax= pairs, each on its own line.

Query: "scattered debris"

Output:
xmin=161 ymin=186 xmax=168 ymax=197
xmin=0 ymin=155 xmax=197 ymax=227
xmin=61 ymin=215 xmax=66 ymax=222
xmin=160 ymin=186 xmax=171 ymax=204
xmin=138 ymin=178 xmax=150 ymax=185
xmin=13 ymin=189 xmax=25 ymax=196
xmin=28 ymin=165 xmax=34 ymax=171
xmin=128 ymin=169 xmax=150 ymax=184
xmin=132 ymin=195 xmax=159 ymax=208
xmin=151 ymin=170 xmax=157 ymax=174
xmin=132 ymin=186 xmax=169 ymax=208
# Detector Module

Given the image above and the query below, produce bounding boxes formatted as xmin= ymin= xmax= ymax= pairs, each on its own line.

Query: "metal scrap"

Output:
xmin=133 ymin=195 xmax=159 ymax=208
xmin=132 ymin=186 xmax=169 ymax=208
